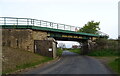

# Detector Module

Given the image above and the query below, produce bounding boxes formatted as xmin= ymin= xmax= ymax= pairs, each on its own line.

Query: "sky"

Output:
xmin=0 ymin=0 xmax=119 ymax=48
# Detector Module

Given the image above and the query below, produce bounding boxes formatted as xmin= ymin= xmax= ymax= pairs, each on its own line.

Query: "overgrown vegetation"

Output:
xmin=67 ymin=48 xmax=80 ymax=54
xmin=77 ymin=19 xmax=119 ymax=74
xmin=78 ymin=21 xmax=100 ymax=34
xmin=88 ymin=38 xmax=119 ymax=74
xmin=108 ymin=58 xmax=120 ymax=73
xmin=88 ymin=48 xmax=118 ymax=56
xmin=2 ymin=47 xmax=53 ymax=74
xmin=56 ymin=48 xmax=63 ymax=57
xmin=88 ymin=38 xmax=118 ymax=56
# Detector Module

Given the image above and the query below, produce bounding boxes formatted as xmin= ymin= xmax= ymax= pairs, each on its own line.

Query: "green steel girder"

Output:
xmin=47 ymin=32 xmax=89 ymax=40
xmin=1 ymin=25 xmax=100 ymax=40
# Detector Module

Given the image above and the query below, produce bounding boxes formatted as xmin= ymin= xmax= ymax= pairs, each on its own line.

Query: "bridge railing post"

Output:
xmin=4 ymin=17 xmax=6 ymax=25
xmin=57 ymin=24 xmax=58 ymax=29
xmin=39 ymin=20 xmax=41 ymax=26
xmin=31 ymin=19 xmax=34 ymax=26
xmin=16 ymin=18 xmax=18 ymax=25
xmin=70 ymin=26 xmax=71 ymax=31
xmin=46 ymin=21 xmax=47 ymax=27
xmin=27 ymin=19 xmax=29 ymax=26
xmin=52 ymin=23 xmax=53 ymax=28
xmin=50 ymin=22 xmax=53 ymax=28
xmin=64 ymin=25 xmax=65 ymax=30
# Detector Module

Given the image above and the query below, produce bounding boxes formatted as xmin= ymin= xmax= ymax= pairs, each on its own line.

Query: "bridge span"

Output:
xmin=0 ymin=17 xmax=106 ymax=58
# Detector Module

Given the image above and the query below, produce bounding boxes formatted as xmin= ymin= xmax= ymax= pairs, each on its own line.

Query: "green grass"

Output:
xmin=87 ymin=49 xmax=118 ymax=56
xmin=3 ymin=57 xmax=52 ymax=74
xmin=56 ymin=48 xmax=63 ymax=56
xmin=88 ymin=48 xmax=119 ymax=74
xmin=94 ymin=56 xmax=119 ymax=74
xmin=2 ymin=46 xmax=53 ymax=74
xmin=68 ymin=48 xmax=80 ymax=54
xmin=108 ymin=58 xmax=120 ymax=74
xmin=15 ymin=56 xmax=52 ymax=70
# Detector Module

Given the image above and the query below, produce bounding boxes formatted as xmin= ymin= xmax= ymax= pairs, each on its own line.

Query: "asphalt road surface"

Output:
xmin=23 ymin=51 xmax=113 ymax=74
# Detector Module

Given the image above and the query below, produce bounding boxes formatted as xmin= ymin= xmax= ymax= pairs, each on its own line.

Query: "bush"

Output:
xmin=115 ymin=58 xmax=120 ymax=62
xmin=88 ymin=38 xmax=119 ymax=56
xmin=95 ymin=38 xmax=118 ymax=50
xmin=88 ymin=48 xmax=118 ymax=56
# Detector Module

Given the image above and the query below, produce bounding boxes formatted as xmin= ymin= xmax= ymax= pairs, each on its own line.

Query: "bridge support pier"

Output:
xmin=34 ymin=38 xmax=57 ymax=58
xmin=80 ymin=39 xmax=97 ymax=55
xmin=80 ymin=40 xmax=90 ymax=55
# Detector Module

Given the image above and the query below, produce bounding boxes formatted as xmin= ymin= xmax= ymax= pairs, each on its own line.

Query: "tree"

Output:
xmin=78 ymin=21 xmax=100 ymax=34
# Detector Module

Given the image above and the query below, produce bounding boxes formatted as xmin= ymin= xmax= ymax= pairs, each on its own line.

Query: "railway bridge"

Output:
xmin=0 ymin=17 xmax=107 ymax=58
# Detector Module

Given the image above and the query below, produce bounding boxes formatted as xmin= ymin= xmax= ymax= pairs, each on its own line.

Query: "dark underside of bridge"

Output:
xmin=55 ymin=37 xmax=84 ymax=41
xmin=49 ymin=36 xmax=87 ymax=41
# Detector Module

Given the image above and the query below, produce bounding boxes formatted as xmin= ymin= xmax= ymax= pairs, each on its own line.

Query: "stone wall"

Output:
xmin=33 ymin=30 xmax=48 ymax=40
xmin=2 ymin=29 xmax=48 ymax=52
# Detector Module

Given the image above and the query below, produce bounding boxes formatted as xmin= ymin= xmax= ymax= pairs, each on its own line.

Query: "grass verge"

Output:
xmin=95 ymin=56 xmax=119 ymax=74
xmin=108 ymin=57 xmax=120 ymax=74
xmin=88 ymin=48 xmax=119 ymax=74
xmin=88 ymin=49 xmax=120 ymax=74
xmin=2 ymin=46 xmax=53 ymax=74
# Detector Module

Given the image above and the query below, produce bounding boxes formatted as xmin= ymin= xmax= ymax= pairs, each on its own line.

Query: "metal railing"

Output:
xmin=97 ymin=31 xmax=109 ymax=37
xmin=0 ymin=17 xmax=81 ymax=31
xmin=0 ymin=17 xmax=109 ymax=37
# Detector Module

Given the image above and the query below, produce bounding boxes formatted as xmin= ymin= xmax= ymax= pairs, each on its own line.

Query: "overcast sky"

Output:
xmin=0 ymin=0 xmax=119 ymax=48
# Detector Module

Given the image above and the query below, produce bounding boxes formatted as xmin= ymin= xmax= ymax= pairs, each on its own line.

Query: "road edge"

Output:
xmin=89 ymin=56 xmax=118 ymax=74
